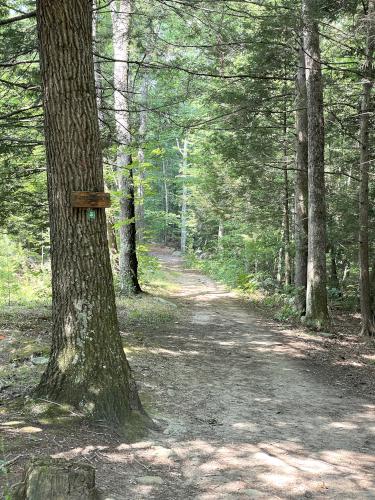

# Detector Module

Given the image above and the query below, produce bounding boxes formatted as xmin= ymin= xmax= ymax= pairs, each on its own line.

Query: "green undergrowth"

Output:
xmin=0 ymin=258 xmax=180 ymax=418
xmin=186 ymin=253 xmax=360 ymax=327
xmin=0 ymin=307 xmax=52 ymax=400
xmin=117 ymin=257 xmax=181 ymax=328
xmin=139 ymin=250 xmax=180 ymax=295
xmin=185 ymin=253 xmax=303 ymax=324
xmin=0 ymin=236 xmax=51 ymax=307
xmin=117 ymin=294 xmax=178 ymax=329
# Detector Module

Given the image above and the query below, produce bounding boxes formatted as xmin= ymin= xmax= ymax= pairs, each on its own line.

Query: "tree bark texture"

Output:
xmin=136 ymin=77 xmax=148 ymax=242
xmin=93 ymin=4 xmax=119 ymax=268
xmin=283 ymin=109 xmax=291 ymax=287
xmin=218 ymin=219 xmax=224 ymax=252
xmin=359 ymin=0 xmax=375 ymax=337
xmin=35 ymin=0 xmax=145 ymax=426
xmin=277 ymin=246 xmax=283 ymax=284
xmin=13 ymin=459 xmax=97 ymax=500
xmin=162 ymin=159 xmax=169 ymax=245
xmin=111 ymin=0 xmax=141 ymax=294
xmin=179 ymin=138 xmax=188 ymax=253
xmin=303 ymin=0 xmax=329 ymax=326
xmin=294 ymin=46 xmax=309 ymax=313
xmin=330 ymin=244 xmax=340 ymax=290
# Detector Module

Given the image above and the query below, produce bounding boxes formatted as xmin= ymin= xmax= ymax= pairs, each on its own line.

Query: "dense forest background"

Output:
xmin=2 ymin=1 xmax=375 ymax=497
xmin=0 ymin=0 xmax=374 ymax=332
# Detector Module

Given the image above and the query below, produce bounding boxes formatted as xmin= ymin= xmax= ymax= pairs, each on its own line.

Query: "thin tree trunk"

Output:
xmin=111 ymin=0 xmax=141 ymax=294
xmin=93 ymin=3 xmax=119 ymax=268
xmin=281 ymin=55 xmax=292 ymax=288
xmin=92 ymin=0 xmax=103 ymax=125
xmin=294 ymin=46 xmax=309 ymax=313
xmin=283 ymin=109 xmax=291 ymax=286
xmin=34 ymin=0 xmax=147 ymax=427
xmin=107 ymin=215 xmax=119 ymax=269
xmin=162 ymin=159 xmax=169 ymax=245
xmin=105 ymin=180 xmax=119 ymax=270
xmin=330 ymin=244 xmax=340 ymax=290
xmin=343 ymin=261 xmax=350 ymax=283
xmin=303 ymin=0 xmax=329 ymax=327
xmin=277 ymin=246 xmax=283 ymax=284
xmin=137 ymin=77 xmax=148 ymax=242
xmin=179 ymin=138 xmax=188 ymax=254
xmin=359 ymin=0 xmax=375 ymax=336
xmin=218 ymin=219 xmax=224 ymax=253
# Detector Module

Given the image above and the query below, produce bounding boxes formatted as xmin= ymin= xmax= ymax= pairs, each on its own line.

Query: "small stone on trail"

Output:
xmin=138 ymin=475 xmax=163 ymax=486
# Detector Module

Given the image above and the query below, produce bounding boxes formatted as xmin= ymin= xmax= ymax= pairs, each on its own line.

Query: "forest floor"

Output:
xmin=1 ymin=246 xmax=375 ymax=499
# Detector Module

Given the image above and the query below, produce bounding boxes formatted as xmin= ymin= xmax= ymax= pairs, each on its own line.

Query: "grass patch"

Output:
xmin=0 ymin=259 xmax=180 ymax=408
xmin=117 ymin=262 xmax=181 ymax=328
xmin=117 ymin=294 xmax=179 ymax=329
xmin=141 ymin=267 xmax=180 ymax=295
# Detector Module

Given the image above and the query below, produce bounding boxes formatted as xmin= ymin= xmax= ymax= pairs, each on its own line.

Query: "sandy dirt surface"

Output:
xmin=2 ymin=247 xmax=375 ymax=499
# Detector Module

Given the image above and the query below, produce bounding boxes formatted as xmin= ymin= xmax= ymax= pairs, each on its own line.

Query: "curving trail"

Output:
xmin=28 ymin=246 xmax=374 ymax=499
xmin=102 ymin=246 xmax=375 ymax=499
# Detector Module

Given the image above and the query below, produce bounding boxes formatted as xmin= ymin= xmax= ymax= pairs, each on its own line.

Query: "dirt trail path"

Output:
xmin=3 ymin=247 xmax=375 ymax=499
xmin=120 ymin=247 xmax=375 ymax=499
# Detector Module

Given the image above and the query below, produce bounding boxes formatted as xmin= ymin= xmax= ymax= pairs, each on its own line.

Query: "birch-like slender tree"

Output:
xmin=136 ymin=77 xmax=148 ymax=242
xmin=111 ymin=0 xmax=141 ymax=294
xmin=93 ymin=1 xmax=119 ymax=268
xmin=162 ymin=159 xmax=169 ymax=245
xmin=178 ymin=137 xmax=189 ymax=253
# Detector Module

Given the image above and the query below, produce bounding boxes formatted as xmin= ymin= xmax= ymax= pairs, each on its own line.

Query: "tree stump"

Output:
xmin=12 ymin=458 xmax=98 ymax=500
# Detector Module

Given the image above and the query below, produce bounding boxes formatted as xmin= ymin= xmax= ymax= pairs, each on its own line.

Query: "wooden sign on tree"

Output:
xmin=71 ymin=191 xmax=111 ymax=208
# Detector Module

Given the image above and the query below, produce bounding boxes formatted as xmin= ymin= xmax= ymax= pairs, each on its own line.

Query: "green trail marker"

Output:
xmin=87 ymin=208 xmax=96 ymax=221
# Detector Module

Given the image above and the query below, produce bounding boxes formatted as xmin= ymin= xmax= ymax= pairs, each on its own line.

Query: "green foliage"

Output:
xmin=0 ymin=236 xmax=51 ymax=306
xmin=274 ymin=303 xmax=300 ymax=322
xmin=117 ymin=294 xmax=178 ymax=329
xmin=0 ymin=0 xmax=370 ymax=326
xmin=137 ymin=245 xmax=161 ymax=282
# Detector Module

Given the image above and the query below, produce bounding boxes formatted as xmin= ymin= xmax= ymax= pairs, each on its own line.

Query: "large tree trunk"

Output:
xmin=303 ymin=0 xmax=329 ymax=327
xmin=111 ymin=0 xmax=141 ymax=294
xmin=35 ymin=0 xmax=147 ymax=427
xmin=294 ymin=46 xmax=309 ymax=314
xmin=359 ymin=0 xmax=375 ymax=337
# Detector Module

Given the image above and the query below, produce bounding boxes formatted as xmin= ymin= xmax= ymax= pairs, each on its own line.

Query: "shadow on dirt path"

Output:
xmin=125 ymin=247 xmax=375 ymax=499
xmin=2 ymin=247 xmax=374 ymax=499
